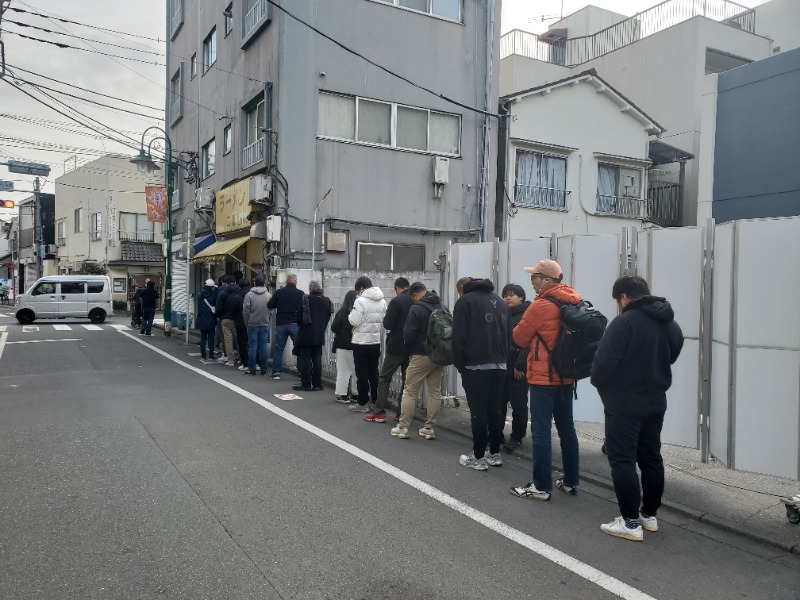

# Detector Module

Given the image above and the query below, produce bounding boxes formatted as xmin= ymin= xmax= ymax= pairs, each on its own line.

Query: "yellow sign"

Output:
xmin=215 ymin=179 xmax=250 ymax=234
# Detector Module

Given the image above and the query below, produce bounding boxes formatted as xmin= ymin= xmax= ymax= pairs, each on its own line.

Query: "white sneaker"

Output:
xmin=418 ymin=427 xmax=435 ymax=440
xmin=390 ymin=426 xmax=409 ymax=439
xmin=485 ymin=452 xmax=503 ymax=467
xmin=639 ymin=512 xmax=658 ymax=532
xmin=459 ymin=452 xmax=488 ymax=471
xmin=601 ymin=516 xmax=644 ymax=542
xmin=238 ymin=365 xmax=247 ymax=371
xmin=509 ymin=482 xmax=550 ymax=501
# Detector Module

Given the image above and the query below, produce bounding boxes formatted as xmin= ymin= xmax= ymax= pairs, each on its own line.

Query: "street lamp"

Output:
xmin=131 ymin=127 xmax=174 ymax=336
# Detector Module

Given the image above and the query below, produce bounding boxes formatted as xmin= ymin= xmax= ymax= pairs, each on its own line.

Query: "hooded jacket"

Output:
xmin=348 ymin=286 xmax=387 ymax=345
xmin=513 ymin=283 xmax=581 ymax=386
xmin=452 ymin=279 xmax=508 ymax=371
xmin=195 ymin=287 xmax=217 ymax=330
xmin=590 ymin=295 xmax=684 ymax=417
xmin=331 ymin=294 xmax=357 ymax=351
xmin=507 ymin=300 xmax=531 ymax=373
xmin=296 ymin=291 xmax=334 ymax=346
xmin=243 ymin=286 xmax=272 ymax=327
xmin=403 ymin=291 xmax=441 ymax=356
xmin=232 ymin=284 xmax=250 ymax=329
xmin=383 ymin=289 xmax=414 ymax=356
xmin=217 ymin=283 xmax=240 ymax=321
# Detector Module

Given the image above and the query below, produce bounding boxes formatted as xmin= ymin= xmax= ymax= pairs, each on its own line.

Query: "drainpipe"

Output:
xmin=480 ymin=0 xmax=496 ymax=242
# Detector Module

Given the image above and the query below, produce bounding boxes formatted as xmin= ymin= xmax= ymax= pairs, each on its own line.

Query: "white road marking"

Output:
xmin=0 ymin=331 xmax=7 ymax=361
xmin=81 ymin=325 xmax=103 ymax=331
xmin=109 ymin=324 xmax=130 ymax=330
xmin=0 ymin=325 xmax=7 ymax=332
xmin=122 ymin=330 xmax=656 ymax=600
xmin=22 ymin=326 xmax=39 ymax=332
xmin=53 ymin=324 xmax=73 ymax=331
xmin=7 ymin=339 xmax=82 ymax=344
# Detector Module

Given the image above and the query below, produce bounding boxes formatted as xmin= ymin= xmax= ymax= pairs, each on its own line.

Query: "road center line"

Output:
xmin=121 ymin=331 xmax=656 ymax=600
xmin=6 ymin=339 xmax=83 ymax=344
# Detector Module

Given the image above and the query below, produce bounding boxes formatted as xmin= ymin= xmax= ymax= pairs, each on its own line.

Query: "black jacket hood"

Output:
xmin=420 ymin=290 xmax=441 ymax=307
xmin=624 ymin=296 xmax=674 ymax=322
xmin=464 ymin=278 xmax=494 ymax=294
xmin=508 ymin=300 xmax=530 ymax=319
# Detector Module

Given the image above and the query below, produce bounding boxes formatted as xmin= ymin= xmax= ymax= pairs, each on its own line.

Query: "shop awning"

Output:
xmin=190 ymin=235 xmax=248 ymax=264
xmin=193 ymin=233 xmax=216 ymax=254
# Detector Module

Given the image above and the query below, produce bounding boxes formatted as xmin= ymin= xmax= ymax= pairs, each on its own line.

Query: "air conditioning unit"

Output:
xmin=250 ymin=215 xmax=281 ymax=241
xmin=249 ymin=174 xmax=273 ymax=204
xmin=195 ymin=187 xmax=214 ymax=211
xmin=47 ymin=244 xmax=58 ymax=255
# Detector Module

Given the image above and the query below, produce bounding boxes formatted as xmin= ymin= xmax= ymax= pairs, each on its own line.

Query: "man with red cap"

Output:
xmin=510 ymin=259 xmax=581 ymax=501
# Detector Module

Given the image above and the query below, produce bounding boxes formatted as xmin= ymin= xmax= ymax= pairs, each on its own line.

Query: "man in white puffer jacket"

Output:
xmin=348 ymin=276 xmax=388 ymax=412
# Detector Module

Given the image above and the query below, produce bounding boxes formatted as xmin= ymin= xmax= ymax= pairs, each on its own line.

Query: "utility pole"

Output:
xmin=33 ymin=176 xmax=43 ymax=280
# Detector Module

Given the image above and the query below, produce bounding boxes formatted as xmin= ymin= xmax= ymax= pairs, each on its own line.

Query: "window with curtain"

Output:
xmin=90 ymin=212 xmax=102 ymax=241
xmin=514 ymin=150 xmax=567 ymax=210
xmin=318 ymin=93 xmax=355 ymax=140
xmin=119 ymin=212 xmax=155 ymax=242
xmin=396 ymin=106 xmax=427 ymax=151
xmin=357 ymin=99 xmax=391 ymax=145
xmin=203 ymin=28 xmax=217 ymax=72
xmin=246 ymin=100 xmax=265 ymax=146
xmin=202 ymin=138 xmax=215 ymax=178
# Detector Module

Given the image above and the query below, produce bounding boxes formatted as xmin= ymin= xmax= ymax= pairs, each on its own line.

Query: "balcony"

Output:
xmin=514 ymin=185 xmax=569 ymax=211
xmin=244 ymin=0 xmax=266 ymax=37
xmin=647 ymin=182 xmax=682 ymax=227
xmin=119 ymin=230 xmax=155 ymax=243
xmin=596 ymin=195 xmax=646 ymax=218
xmin=242 ymin=137 xmax=265 ymax=169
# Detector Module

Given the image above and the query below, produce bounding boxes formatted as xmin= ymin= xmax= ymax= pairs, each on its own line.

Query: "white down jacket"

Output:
xmin=348 ymin=286 xmax=387 ymax=345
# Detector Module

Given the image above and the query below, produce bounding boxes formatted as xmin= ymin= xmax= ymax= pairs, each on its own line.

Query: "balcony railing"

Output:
xmin=244 ymin=0 xmax=266 ymax=37
xmin=119 ymin=230 xmax=155 ymax=243
xmin=514 ymin=185 xmax=569 ymax=211
xmin=596 ymin=195 xmax=646 ymax=218
xmin=500 ymin=0 xmax=755 ymax=66
xmin=647 ymin=182 xmax=682 ymax=226
xmin=242 ymin=137 xmax=265 ymax=169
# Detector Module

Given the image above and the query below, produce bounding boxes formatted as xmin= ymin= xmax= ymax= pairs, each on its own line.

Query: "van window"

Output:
xmin=31 ymin=282 xmax=56 ymax=296
xmin=61 ymin=282 xmax=85 ymax=294
xmin=87 ymin=282 xmax=105 ymax=294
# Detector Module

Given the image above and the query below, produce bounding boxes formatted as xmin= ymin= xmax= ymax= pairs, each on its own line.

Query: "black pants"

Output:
xmin=236 ymin=325 xmax=249 ymax=368
xmin=501 ymin=373 xmax=529 ymax=442
xmin=460 ymin=369 xmax=506 ymax=459
xmin=297 ymin=345 xmax=323 ymax=388
xmin=199 ymin=328 xmax=215 ymax=358
xmin=605 ymin=410 xmax=665 ymax=520
xmin=376 ymin=352 xmax=409 ymax=414
xmin=352 ymin=344 xmax=381 ymax=406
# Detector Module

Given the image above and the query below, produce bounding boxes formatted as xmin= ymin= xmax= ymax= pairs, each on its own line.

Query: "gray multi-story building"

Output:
xmin=166 ymin=0 xmax=500 ymax=294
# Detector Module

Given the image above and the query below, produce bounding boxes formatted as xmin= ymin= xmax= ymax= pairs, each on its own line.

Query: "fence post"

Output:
xmin=700 ymin=218 xmax=715 ymax=463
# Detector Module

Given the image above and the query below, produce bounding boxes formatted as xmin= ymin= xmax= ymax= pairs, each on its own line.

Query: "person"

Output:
xmin=267 ymin=273 xmax=304 ymax=380
xmin=330 ymin=290 xmax=359 ymax=403
xmin=390 ymin=283 xmax=443 ymax=438
xmin=501 ymin=284 xmax=531 ymax=453
xmin=243 ymin=276 xmax=272 ymax=375
xmin=591 ymin=275 xmax=683 ymax=542
xmin=138 ymin=280 xmax=159 ymax=336
xmin=217 ymin=275 xmax=240 ymax=366
xmin=452 ymin=277 xmax=509 ymax=470
xmin=292 ymin=280 xmax=334 ymax=391
xmin=131 ymin=278 xmax=148 ymax=328
xmin=214 ymin=276 xmax=225 ymax=355
xmin=347 ymin=276 xmax=387 ymax=413
xmin=510 ymin=260 xmax=581 ymax=501
xmin=370 ymin=277 xmax=413 ymax=423
xmin=196 ymin=279 xmax=217 ymax=362
xmin=232 ymin=278 xmax=251 ymax=371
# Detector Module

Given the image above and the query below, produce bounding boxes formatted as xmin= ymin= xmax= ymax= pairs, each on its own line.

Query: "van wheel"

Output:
xmin=89 ymin=309 xmax=106 ymax=324
xmin=17 ymin=310 xmax=35 ymax=324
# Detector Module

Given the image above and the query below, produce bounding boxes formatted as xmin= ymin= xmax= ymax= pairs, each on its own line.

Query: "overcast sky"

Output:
xmin=1 ymin=0 xmax=768 ymax=205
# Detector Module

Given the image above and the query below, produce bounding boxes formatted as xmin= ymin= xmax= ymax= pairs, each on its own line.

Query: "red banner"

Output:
xmin=145 ymin=186 xmax=168 ymax=223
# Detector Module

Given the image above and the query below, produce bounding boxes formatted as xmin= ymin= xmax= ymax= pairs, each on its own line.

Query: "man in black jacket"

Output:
xmin=232 ymin=278 xmax=251 ymax=371
xmin=217 ymin=275 xmax=240 ymax=366
xmin=369 ymin=277 xmax=412 ymax=423
xmin=267 ymin=273 xmax=305 ymax=380
xmin=591 ymin=275 xmax=683 ymax=542
xmin=500 ymin=283 xmax=531 ymax=453
xmin=452 ymin=278 xmax=509 ymax=471
xmin=292 ymin=281 xmax=334 ymax=391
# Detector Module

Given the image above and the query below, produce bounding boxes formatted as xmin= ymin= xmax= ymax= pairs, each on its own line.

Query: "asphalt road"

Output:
xmin=1 ymin=314 xmax=798 ymax=600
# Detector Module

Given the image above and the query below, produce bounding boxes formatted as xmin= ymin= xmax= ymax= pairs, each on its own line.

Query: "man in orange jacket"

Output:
xmin=510 ymin=259 xmax=581 ymax=502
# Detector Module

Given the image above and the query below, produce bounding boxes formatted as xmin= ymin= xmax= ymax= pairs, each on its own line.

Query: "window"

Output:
xmin=317 ymin=92 xmax=461 ymax=156
xmin=57 ymin=220 xmax=66 ymax=246
xmin=61 ymin=282 xmax=85 ymax=294
xmin=74 ymin=208 xmax=84 ymax=233
xmin=203 ymin=28 xmax=217 ymax=73
xmin=113 ymin=278 xmax=126 ymax=293
xmin=224 ymin=4 xmax=233 ymax=35
xmin=170 ymin=70 xmax=180 ymax=107
xmin=31 ymin=282 xmax=56 ymax=296
xmin=514 ymin=150 xmax=568 ymax=210
xmin=90 ymin=212 xmax=102 ymax=241
xmin=119 ymin=212 xmax=155 ymax=242
xmin=170 ymin=63 xmax=184 ymax=126
xmin=243 ymin=99 xmax=265 ymax=168
xmin=596 ymin=163 xmax=644 ymax=217
xmin=88 ymin=282 xmax=105 ymax=294
xmin=375 ymin=0 xmax=461 ymax=21
xmin=224 ymin=125 xmax=232 ymax=154
xmin=246 ymin=100 xmax=265 ymax=145
xmin=170 ymin=0 xmax=183 ymax=39
xmin=202 ymin=138 xmax=216 ymax=178
xmin=357 ymin=242 xmax=425 ymax=271
xmin=190 ymin=53 xmax=197 ymax=78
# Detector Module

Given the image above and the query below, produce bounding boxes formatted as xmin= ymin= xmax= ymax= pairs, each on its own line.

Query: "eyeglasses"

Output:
xmin=530 ymin=274 xmax=546 ymax=280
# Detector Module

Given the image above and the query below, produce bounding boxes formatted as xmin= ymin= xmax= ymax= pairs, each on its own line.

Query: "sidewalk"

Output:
xmin=155 ymin=322 xmax=800 ymax=555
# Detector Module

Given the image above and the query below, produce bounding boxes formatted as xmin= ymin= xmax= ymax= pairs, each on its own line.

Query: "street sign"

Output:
xmin=0 ymin=181 xmax=14 ymax=192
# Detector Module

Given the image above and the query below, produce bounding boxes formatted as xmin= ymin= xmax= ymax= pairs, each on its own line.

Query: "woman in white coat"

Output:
xmin=348 ymin=276 xmax=387 ymax=412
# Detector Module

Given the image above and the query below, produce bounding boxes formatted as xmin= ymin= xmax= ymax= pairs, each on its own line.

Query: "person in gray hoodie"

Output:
xmin=243 ymin=276 xmax=272 ymax=375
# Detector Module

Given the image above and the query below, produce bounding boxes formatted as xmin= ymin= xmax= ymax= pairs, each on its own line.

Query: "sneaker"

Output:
xmin=225 ymin=362 xmax=236 ymax=367
xmin=364 ymin=413 xmax=386 ymax=423
xmin=238 ymin=365 xmax=248 ymax=371
xmin=292 ymin=384 xmax=312 ymax=391
xmin=348 ymin=403 xmax=370 ymax=413
xmin=271 ymin=374 xmax=281 ymax=380
xmin=459 ymin=452 xmax=489 ymax=471
xmin=503 ymin=437 xmax=522 ymax=453
xmin=218 ymin=356 xmax=228 ymax=363
xmin=509 ymin=482 xmax=551 ymax=501
xmin=390 ymin=426 xmax=410 ymax=439
xmin=243 ymin=370 xmax=256 ymax=376
xmin=638 ymin=511 xmax=658 ymax=532
xmin=418 ymin=427 xmax=435 ymax=440
xmin=334 ymin=395 xmax=351 ymax=404
xmin=601 ymin=516 xmax=644 ymax=542
xmin=555 ymin=478 xmax=578 ymax=496
xmin=485 ymin=453 xmax=503 ymax=467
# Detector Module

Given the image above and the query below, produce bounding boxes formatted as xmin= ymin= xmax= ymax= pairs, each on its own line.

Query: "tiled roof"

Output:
xmin=120 ymin=241 xmax=163 ymax=263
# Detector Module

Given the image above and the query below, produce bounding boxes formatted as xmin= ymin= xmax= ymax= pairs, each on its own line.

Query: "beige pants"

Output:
xmin=399 ymin=354 xmax=443 ymax=430
xmin=222 ymin=319 xmax=237 ymax=364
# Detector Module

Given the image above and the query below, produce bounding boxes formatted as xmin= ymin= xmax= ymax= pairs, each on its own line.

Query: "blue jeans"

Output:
xmin=271 ymin=322 xmax=298 ymax=375
xmin=141 ymin=308 xmax=156 ymax=335
xmin=530 ymin=384 xmax=579 ymax=492
xmin=248 ymin=325 xmax=270 ymax=372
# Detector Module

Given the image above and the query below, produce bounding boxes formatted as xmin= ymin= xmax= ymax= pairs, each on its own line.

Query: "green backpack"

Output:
xmin=424 ymin=306 xmax=454 ymax=366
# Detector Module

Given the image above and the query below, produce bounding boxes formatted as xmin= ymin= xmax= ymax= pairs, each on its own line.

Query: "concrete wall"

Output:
xmin=549 ymin=5 xmax=630 ymax=39
xmin=499 ymin=54 xmax=571 ymax=97
xmin=711 ymin=48 xmax=800 ymax=222
xmin=506 ymin=80 xmax=655 ymax=239
xmin=755 ymin=0 xmax=800 ymax=54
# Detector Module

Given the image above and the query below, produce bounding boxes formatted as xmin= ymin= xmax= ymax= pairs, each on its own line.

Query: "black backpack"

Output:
xmin=537 ymin=298 xmax=608 ymax=381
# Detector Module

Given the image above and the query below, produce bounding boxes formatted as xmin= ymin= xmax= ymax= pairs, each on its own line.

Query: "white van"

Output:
xmin=16 ymin=275 xmax=114 ymax=324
